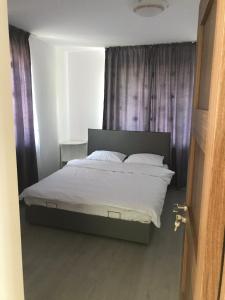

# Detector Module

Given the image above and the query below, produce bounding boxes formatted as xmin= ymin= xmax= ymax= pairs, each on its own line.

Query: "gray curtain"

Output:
xmin=9 ymin=25 xmax=38 ymax=193
xmin=103 ymin=43 xmax=196 ymax=187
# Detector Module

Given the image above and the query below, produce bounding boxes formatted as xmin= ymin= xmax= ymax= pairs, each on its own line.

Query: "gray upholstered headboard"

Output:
xmin=88 ymin=129 xmax=171 ymax=166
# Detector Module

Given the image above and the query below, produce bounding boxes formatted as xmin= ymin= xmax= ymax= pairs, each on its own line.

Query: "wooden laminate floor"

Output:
xmin=20 ymin=189 xmax=185 ymax=300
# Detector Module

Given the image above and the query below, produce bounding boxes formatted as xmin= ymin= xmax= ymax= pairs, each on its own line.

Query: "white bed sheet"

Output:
xmin=21 ymin=159 xmax=174 ymax=227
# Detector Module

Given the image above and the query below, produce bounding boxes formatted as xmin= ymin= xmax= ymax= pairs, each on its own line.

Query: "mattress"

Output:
xmin=21 ymin=159 xmax=174 ymax=227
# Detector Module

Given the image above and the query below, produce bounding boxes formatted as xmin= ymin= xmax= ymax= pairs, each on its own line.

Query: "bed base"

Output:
xmin=25 ymin=205 xmax=153 ymax=245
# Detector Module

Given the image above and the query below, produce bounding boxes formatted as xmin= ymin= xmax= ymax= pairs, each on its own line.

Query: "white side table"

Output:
xmin=60 ymin=141 xmax=87 ymax=167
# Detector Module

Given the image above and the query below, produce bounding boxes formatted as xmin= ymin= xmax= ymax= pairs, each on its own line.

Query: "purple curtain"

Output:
xmin=9 ymin=25 xmax=38 ymax=193
xmin=103 ymin=43 xmax=196 ymax=187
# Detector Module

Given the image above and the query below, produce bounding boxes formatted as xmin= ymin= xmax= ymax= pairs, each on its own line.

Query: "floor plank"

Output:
xmin=20 ymin=189 xmax=185 ymax=300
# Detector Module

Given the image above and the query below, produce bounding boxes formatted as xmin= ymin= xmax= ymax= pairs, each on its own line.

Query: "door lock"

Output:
xmin=173 ymin=203 xmax=188 ymax=213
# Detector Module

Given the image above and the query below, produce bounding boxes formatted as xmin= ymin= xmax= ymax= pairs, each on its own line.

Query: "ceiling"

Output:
xmin=8 ymin=0 xmax=200 ymax=47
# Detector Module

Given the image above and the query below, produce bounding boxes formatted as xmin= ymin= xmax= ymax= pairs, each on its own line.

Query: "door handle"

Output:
xmin=173 ymin=204 xmax=188 ymax=232
xmin=174 ymin=220 xmax=181 ymax=232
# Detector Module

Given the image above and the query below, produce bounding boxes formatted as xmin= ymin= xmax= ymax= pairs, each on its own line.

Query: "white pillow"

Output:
xmin=124 ymin=153 xmax=164 ymax=167
xmin=87 ymin=150 xmax=126 ymax=163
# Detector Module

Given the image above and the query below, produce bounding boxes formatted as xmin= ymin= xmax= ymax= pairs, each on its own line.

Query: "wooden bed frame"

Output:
xmin=25 ymin=129 xmax=171 ymax=244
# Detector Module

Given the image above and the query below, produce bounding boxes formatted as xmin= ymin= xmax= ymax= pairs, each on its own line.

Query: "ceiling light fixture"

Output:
xmin=132 ymin=0 xmax=169 ymax=17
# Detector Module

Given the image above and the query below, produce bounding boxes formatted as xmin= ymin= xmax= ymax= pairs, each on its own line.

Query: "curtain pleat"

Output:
xmin=9 ymin=25 xmax=38 ymax=193
xmin=103 ymin=43 xmax=196 ymax=187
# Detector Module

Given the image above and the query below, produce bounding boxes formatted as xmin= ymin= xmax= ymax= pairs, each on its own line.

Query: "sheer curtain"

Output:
xmin=9 ymin=25 xmax=38 ymax=193
xmin=103 ymin=43 xmax=196 ymax=187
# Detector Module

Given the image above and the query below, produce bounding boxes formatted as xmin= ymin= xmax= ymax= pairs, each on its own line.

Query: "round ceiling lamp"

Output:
xmin=132 ymin=0 xmax=169 ymax=17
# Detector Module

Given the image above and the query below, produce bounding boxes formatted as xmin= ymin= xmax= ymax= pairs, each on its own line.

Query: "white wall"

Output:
xmin=29 ymin=41 xmax=105 ymax=178
xmin=62 ymin=48 xmax=105 ymax=142
xmin=55 ymin=47 xmax=70 ymax=142
xmin=29 ymin=36 xmax=60 ymax=179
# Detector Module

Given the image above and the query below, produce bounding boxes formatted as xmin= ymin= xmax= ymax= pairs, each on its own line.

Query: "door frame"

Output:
xmin=0 ymin=0 xmax=24 ymax=299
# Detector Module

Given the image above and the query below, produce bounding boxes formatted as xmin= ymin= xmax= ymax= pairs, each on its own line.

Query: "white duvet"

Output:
xmin=21 ymin=159 xmax=174 ymax=228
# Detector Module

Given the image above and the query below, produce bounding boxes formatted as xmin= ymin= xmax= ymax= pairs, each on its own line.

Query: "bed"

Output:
xmin=23 ymin=129 xmax=173 ymax=244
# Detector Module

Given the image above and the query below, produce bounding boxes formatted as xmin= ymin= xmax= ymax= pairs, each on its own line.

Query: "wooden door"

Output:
xmin=179 ymin=0 xmax=225 ymax=299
